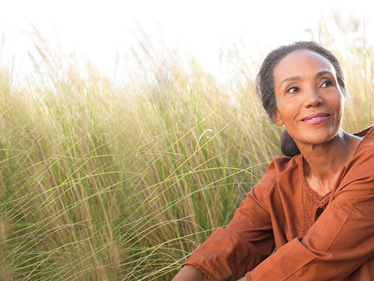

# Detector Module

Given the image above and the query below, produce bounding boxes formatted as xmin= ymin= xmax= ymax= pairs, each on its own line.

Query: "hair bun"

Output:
xmin=280 ymin=130 xmax=300 ymax=157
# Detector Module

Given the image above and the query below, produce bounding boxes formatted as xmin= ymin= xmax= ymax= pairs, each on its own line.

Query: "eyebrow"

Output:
xmin=278 ymin=70 xmax=335 ymax=90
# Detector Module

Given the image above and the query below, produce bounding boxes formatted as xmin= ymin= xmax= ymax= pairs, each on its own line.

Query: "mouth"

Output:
xmin=301 ymin=113 xmax=330 ymax=124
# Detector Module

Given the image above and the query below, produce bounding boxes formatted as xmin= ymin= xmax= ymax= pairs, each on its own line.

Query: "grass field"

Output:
xmin=0 ymin=17 xmax=373 ymax=280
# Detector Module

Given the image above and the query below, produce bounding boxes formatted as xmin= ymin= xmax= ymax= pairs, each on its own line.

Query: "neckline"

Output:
xmin=297 ymin=125 xmax=374 ymax=200
xmin=298 ymin=154 xmax=332 ymax=200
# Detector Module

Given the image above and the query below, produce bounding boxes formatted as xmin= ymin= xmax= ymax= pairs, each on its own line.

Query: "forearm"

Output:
xmin=172 ymin=265 xmax=211 ymax=281
xmin=178 ymin=183 xmax=274 ymax=280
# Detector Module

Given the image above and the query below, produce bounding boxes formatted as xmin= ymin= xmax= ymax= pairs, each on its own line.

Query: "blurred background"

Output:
xmin=1 ymin=0 xmax=373 ymax=83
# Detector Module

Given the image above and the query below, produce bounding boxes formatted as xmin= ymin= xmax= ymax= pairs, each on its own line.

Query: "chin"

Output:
xmin=301 ymin=131 xmax=340 ymax=146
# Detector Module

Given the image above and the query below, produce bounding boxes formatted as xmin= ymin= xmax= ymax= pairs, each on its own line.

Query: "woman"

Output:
xmin=172 ymin=41 xmax=374 ymax=280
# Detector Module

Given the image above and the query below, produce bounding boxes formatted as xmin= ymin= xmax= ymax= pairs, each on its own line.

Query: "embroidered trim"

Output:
xmin=299 ymin=155 xmax=332 ymax=236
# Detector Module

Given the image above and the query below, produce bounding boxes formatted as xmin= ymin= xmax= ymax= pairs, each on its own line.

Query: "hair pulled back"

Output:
xmin=255 ymin=41 xmax=348 ymax=157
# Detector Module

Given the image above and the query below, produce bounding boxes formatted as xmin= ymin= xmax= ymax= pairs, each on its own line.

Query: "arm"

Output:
xmin=248 ymin=149 xmax=374 ymax=280
xmin=179 ymin=163 xmax=277 ymax=280
xmin=172 ymin=265 xmax=211 ymax=281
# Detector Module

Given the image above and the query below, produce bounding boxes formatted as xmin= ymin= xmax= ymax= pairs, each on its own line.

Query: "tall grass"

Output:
xmin=1 ymin=16 xmax=374 ymax=280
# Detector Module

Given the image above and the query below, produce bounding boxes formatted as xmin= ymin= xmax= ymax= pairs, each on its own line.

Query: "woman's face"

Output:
xmin=273 ymin=50 xmax=345 ymax=147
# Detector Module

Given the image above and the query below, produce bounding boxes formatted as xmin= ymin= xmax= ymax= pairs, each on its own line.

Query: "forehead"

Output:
xmin=273 ymin=50 xmax=336 ymax=83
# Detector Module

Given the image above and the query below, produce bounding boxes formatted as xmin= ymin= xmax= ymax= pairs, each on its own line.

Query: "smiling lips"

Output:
xmin=301 ymin=113 xmax=330 ymax=125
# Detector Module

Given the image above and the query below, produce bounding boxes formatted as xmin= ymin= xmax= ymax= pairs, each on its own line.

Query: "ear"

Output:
xmin=273 ymin=109 xmax=284 ymax=126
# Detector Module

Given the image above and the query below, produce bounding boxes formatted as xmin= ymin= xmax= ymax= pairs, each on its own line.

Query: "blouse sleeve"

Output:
xmin=182 ymin=162 xmax=277 ymax=281
xmin=248 ymin=147 xmax=374 ymax=280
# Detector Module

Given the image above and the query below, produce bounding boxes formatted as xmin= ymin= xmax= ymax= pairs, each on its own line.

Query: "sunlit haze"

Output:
xmin=1 ymin=0 xmax=373 ymax=83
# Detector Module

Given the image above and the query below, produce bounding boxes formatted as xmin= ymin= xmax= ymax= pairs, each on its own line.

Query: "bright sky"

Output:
xmin=1 ymin=0 xmax=373 ymax=83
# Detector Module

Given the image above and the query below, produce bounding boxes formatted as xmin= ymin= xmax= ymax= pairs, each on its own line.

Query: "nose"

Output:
xmin=304 ymin=87 xmax=323 ymax=108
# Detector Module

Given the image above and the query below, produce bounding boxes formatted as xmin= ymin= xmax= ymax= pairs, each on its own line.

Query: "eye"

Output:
xmin=321 ymin=80 xmax=333 ymax=87
xmin=286 ymin=86 xmax=300 ymax=93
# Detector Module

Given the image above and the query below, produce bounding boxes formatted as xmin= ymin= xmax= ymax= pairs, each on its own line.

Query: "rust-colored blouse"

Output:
xmin=183 ymin=126 xmax=374 ymax=281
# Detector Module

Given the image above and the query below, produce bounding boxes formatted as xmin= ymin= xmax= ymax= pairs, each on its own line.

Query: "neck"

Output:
xmin=297 ymin=130 xmax=361 ymax=196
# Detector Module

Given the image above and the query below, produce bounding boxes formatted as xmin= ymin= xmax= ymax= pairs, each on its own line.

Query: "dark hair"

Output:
xmin=255 ymin=41 xmax=348 ymax=157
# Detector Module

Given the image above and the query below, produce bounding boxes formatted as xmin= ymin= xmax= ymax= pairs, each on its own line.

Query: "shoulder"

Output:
xmin=334 ymin=126 xmax=374 ymax=194
xmin=260 ymin=155 xmax=301 ymax=184
xmin=349 ymin=125 xmax=374 ymax=168
xmin=250 ymin=155 xmax=302 ymax=199
xmin=354 ymin=125 xmax=374 ymax=153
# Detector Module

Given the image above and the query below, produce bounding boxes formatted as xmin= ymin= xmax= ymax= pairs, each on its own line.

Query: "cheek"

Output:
xmin=339 ymin=100 xmax=345 ymax=114
xmin=277 ymin=100 xmax=294 ymax=120
xmin=334 ymin=94 xmax=345 ymax=114
xmin=340 ymin=95 xmax=345 ymax=110
xmin=328 ymin=94 xmax=345 ymax=125
xmin=325 ymin=91 xmax=344 ymax=110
